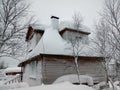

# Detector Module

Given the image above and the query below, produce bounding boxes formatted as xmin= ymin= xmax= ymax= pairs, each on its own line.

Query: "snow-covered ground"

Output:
xmin=0 ymin=80 xmax=120 ymax=90
xmin=0 ymin=82 xmax=29 ymax=90
xmin=9 ymin=82 xmax=95 ymax=90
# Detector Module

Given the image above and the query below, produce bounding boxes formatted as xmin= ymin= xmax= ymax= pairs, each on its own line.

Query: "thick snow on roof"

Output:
xmin=13 ymin=82 xmax=95 ymax=90
xmin=26 ymin=26 xmax=100 ymax=60
xmin=59 ymin=21 xmax=91 ymax=33
xmin=4 ymin=67 xmax=21 ymax=73
xmin=30 ymin=24 xmax=45 ymax=30
xmin=27 ymin=27 xmax=70 ymax=59
xmin=78 ymin=44 xmax=99 ymax=56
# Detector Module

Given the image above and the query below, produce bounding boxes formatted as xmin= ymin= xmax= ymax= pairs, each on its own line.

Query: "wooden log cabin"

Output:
xmin=18 ymin=16 xmax=105 ymax=86
xmin=19 ymin=54 xmax=104 ymax=86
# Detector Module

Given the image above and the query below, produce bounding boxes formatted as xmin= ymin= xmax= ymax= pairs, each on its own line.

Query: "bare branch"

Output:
xmin=72 ymin=12 xmax=83 ymax=30
xmin=0 ymin=0 xmax=32 ymax=57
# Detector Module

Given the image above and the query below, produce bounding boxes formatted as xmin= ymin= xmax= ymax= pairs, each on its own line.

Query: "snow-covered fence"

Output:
xmin=4 ymin=74 xmax=21 ymax=85
xmin=0 ymin=69 xmax=6 ymax=81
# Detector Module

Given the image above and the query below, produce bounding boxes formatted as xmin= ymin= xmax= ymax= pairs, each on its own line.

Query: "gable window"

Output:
xmin=75 ymin=36 xmax=87 ymax=44
xmin=75 ymin=36 xmax=82 ymax=40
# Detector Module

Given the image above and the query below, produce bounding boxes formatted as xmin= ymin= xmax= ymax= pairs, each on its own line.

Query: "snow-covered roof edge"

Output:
xmin=26 ymin=26 xmax=44 ymax=41
xmin=18 ymin=53 xmax=104 ymax=67
xmin=59 ymin=27 xmax=90 ymax=35
xmin=4 ymin=67 xmax=21 ymax=73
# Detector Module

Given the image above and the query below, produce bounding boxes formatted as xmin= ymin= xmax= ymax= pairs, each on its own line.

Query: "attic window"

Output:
xmin=75 ymin=36 xmax=82 ymax=40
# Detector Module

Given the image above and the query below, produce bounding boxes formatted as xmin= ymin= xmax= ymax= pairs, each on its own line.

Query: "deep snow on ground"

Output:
xmin=1 ymin=81 xmax=120 ymax=90
xmin=0 ymin=82 xmax=29 ymax=90
xmin=10 ymin=82 xmax=95 ymax=90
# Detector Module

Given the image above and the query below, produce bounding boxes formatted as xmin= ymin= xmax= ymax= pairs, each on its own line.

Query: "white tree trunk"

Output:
xmin=75 ymin=57 xmax=80 ymax=84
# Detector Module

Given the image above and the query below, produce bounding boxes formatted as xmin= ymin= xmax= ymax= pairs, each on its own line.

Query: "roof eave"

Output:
xmin=59 ymin=28 xmax=90 ymax=35
xmin=18 ymin=53 xmax=104 ymax=67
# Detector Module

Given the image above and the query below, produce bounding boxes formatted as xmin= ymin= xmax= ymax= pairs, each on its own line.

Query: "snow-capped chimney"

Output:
xmin=51 ymin=16 xmax=59 ymax=30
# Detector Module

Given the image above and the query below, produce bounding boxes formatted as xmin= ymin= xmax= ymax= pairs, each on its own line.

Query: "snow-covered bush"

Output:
xmin=93 ymin=81 xmax=106 ymax=90
xmin=93 ymin=81 xmax=120 ymax=90
xmin=113 ymin=81 xmax=120 ymax=90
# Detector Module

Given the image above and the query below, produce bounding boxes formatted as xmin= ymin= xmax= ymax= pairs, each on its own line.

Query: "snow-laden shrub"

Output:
xmin=93 ymin=81 xmax=106 ymax=90
xmin=113 ymin=81 xmax=120 ymax=90
xmin=93 ymin=81 xmax=120 ymax=90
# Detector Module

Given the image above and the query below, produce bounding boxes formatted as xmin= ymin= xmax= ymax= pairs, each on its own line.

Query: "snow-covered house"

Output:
xmin=18 ymin=16 xmax=105 ymax=86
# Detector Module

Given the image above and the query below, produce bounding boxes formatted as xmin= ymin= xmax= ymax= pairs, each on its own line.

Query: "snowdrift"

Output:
xmin=11 ymin=82 xmax=95 ymax=90
xmin=53 ymin=74 xmax=93 ymax=85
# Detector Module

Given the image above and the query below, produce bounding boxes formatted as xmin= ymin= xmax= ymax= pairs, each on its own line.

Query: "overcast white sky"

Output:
xmin=28 ymin=0 xmax=104 ymax=29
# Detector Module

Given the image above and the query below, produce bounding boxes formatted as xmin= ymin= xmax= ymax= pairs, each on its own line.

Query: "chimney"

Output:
xmin=51 ymin=16 xmax=59 ymax=30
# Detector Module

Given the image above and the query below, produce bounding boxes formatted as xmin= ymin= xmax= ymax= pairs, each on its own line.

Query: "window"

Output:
xmin=75 ymin=36 xmax=82 ymax=41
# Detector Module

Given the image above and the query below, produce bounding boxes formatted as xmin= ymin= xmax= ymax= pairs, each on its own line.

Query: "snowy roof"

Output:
xmin=26 ymin=26 xmax=100 ymax=60
xmin=4 ymin=67 xmax=21 ymax=73
xmin=27 ymin=27 xmax=70 ymax=59
xmin=26 ymin=25 xmax=44 ymax=41
xmin=30 ymin=24 xmax=45 ymax=30
xmin=22 ymin=18 xmax=101 ymax=63
xmin=59 ymin=21 xmax=91 ymax=33
xmin=60 ymin=28 xmax=90 ymax=35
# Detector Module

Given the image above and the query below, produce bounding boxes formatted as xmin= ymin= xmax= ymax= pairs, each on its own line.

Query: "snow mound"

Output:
xmin=12 ymin=82 xmax=95 ymax=90
xmin=53 ymin=74 xmax=93 ymax=86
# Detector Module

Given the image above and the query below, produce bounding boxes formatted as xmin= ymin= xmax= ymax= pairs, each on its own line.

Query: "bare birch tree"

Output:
xmin=72 ymin=12 xmax=83 ymax=30
xmin=94 ymin=19 xmax=116 ymax=89
xmin=101 ymin=0 xmax=120 ymax=81
xmin=67 ymin=12 xmax=84 ymax=84
xmin=94 ymin=0 xmax=120 ymax=89
xmin=102 ymin=0 xmax=120 ymax=58
xmin=0 ymin=0 xmax=32 ymax=57
xmin=69 ymin=36 xmax=84 ymax=84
